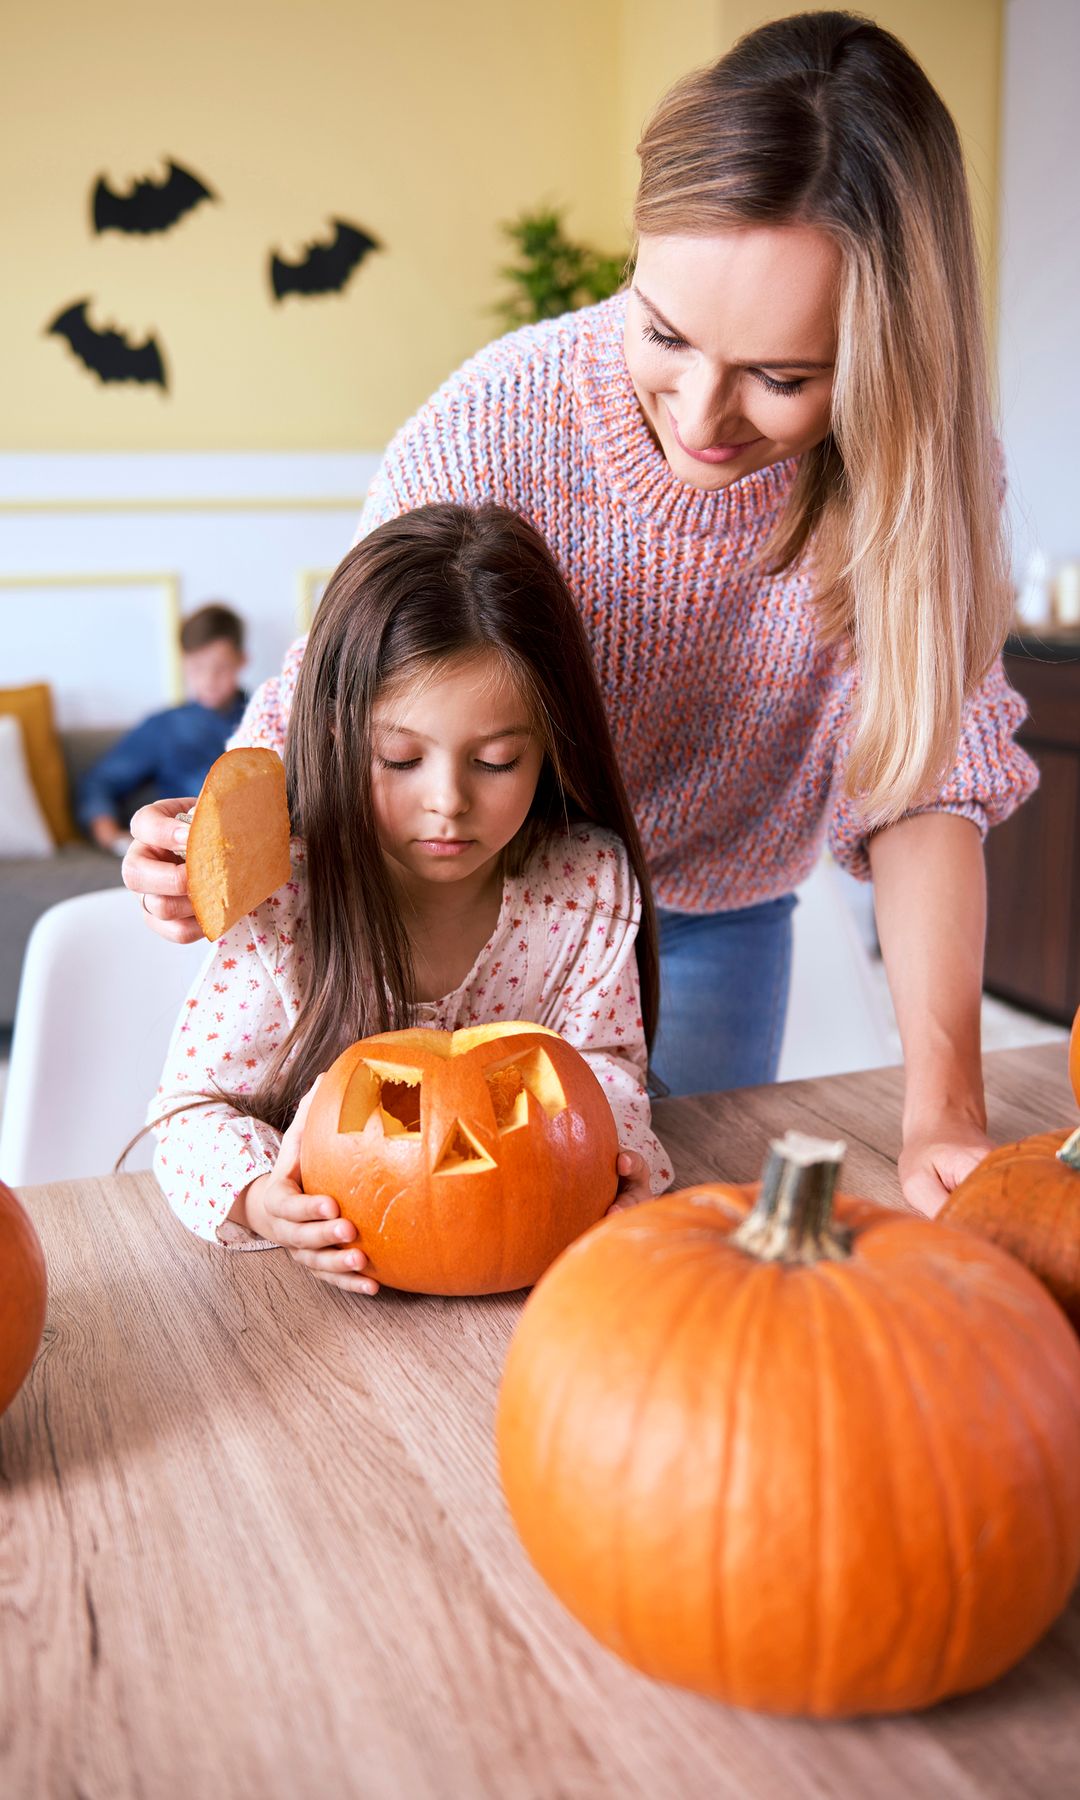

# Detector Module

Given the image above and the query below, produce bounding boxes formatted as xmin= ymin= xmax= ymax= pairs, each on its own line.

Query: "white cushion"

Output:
xmin=0 ymin=712 xmax=54 ymax=858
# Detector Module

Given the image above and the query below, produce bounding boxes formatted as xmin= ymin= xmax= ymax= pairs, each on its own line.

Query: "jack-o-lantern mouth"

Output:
xmin=336 ymin=1044 xmax=569 ymax=1165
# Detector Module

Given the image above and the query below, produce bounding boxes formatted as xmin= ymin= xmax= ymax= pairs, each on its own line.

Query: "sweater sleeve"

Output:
xmin=829 ymin=658 xmax=1039 ymax=881
xmin=529 ymin=830 xmax=672 ymax=1194
xmin=227 ymin=638 xmax=307 ymax=757
xmin=148 ymin=894 xmax=301 ymax=1247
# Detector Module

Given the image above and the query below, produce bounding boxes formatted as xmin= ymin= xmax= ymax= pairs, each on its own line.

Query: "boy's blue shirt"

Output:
xmin=76 ymin=692 xmax=249 ymax=829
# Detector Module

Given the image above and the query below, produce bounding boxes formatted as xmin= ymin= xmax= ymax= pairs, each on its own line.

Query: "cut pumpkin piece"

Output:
xmin=186 ymin=748 xmax=291 ymax=941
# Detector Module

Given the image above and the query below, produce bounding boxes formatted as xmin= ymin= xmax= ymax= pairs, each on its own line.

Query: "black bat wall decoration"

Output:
xmin=92 ymin=160 xmax=216 ymax=236
xmin=47 ymin=300 xmax=168 ymax=390
xmin=270 ymin=219 xmax=380 ymax=300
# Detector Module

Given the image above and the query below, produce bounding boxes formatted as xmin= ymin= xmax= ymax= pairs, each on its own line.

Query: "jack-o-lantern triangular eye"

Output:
xmin=338 ymin=1060 xmax=423 ymax=1137
xmin=486 ymin=1047 xmax=567 ymax=1132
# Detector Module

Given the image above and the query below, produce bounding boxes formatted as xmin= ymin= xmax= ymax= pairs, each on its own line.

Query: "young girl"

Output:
xmin=150 ymin=504 xmax=672 ymax=1292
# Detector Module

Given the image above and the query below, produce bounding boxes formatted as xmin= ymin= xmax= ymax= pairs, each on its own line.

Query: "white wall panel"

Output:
xmin=0 ymin=452 xmax=380 ymax=726
xmin=997 ymin=0 xmax=1080 ymax=577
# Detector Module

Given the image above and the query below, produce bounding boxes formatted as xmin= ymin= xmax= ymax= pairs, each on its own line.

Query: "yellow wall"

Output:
xmin=6 ymin=0 xmax=623 ymax=451
xmin=4 ymin=1 xmax=1001 ymax=452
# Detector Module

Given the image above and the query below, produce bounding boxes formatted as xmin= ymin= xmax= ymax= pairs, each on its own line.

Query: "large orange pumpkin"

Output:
xmin=300 ymin=1022 xmax=618 ymax=1294
xmin=497 ymin=1132 xmax=1080 ymax=1717
xmin=0 ymin=1179 xmax=47 ymax=1416
xmin=941 ymin=1126 xmax=1080 ymax=1328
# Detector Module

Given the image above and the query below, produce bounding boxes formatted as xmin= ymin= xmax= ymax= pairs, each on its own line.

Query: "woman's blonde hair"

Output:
xmin=634 ymin=10 xmax=1011 ymax=824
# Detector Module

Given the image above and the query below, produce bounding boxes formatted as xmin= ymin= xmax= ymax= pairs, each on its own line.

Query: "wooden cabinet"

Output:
xmin=983 ymin=636 xmax=1080 ymax=1022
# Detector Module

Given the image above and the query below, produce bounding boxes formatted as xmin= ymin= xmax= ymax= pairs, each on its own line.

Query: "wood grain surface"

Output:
xmin=3 ymin=1043 xmax=1078 ymax=1800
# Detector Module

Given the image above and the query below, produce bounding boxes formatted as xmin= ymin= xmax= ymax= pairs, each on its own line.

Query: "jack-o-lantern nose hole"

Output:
xmin=380 ymin=1079 xmax=422 ymax=1133
xmin=435 ymin=1120 xmax=497 ymax=1174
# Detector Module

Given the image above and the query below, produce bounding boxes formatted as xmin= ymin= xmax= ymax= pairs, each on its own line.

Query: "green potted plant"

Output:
xmin=493 ymin=207 xmax=625 ymax=329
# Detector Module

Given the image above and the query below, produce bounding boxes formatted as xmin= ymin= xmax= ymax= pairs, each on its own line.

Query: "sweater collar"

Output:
xmin=573 ymin=292 xmax=799 ymax=540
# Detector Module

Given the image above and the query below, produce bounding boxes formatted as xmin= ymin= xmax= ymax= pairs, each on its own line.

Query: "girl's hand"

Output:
xmin=897 ymin=1115 xmax=992 ymax=1217
xmin=122 ymin=797 xmax=202 ymax=943
xmin=607 ymin=1148 xmax=653 ymax=1214
xmin=241 ymin=1082 xmax=379 ymax=1295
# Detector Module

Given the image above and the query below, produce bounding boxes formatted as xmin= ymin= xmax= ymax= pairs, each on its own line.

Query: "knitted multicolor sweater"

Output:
xmin=236 ymin=293 xmax=1036 ymax=912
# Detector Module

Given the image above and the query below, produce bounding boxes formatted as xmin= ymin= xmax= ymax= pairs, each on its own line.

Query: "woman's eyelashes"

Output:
xmin=755 ymin=371 xmax=806 ymax=397
xmin=640 ymin=324 xmax=806 ymax=395
xmin=643 ymin=321 xmax=687 ymax=352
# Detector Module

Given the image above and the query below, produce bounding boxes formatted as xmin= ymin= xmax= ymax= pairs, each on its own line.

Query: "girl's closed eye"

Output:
xmin=377 ymin=755 xmax=422 ymax=771
xmin=476 ymin=755 xmax=522 ymax=774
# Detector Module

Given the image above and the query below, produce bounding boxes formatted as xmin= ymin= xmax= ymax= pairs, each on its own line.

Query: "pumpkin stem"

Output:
xmin=731 ymin=1132 xmax=853 ymax=1265
xmin=1058 ymin=1127 xmax=1080 ymax=1173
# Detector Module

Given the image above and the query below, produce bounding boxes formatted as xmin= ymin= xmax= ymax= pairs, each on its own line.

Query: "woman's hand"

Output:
xmin=122 ymin=797 xmax=202 ymax=943
xmin=898 ymin=1114 xmax=992 ymax=1217
xmin=607 ymin=1148 xmax=654 ymax=1214
xmin=239 ymin=1083 xmax=379 ymax=1295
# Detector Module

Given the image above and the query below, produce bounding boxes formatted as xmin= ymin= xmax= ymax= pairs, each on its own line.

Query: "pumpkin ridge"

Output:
xmin=870 ymin=1251 xmax=1068 ymax=1702
xmin=611 ymin=1247 xmax=730 ymax=1675
xmin=803 ymin=1269 xmax=831 ymax=1716
xmin=513 ymin=1238 xmax=665 ymax=1641
xmin=923 ymin=1255 xmax=1080 ymax=1622
xmin=835 ymin=1254 xmax=967 ymax=1706
xmin=722 ymin=1262 xmax=796 ymax=1709
xmin=815 ymin=1255 xmax=947 ymax=1708
xmin=705 ymin=1252 xmax=773 ymax=1701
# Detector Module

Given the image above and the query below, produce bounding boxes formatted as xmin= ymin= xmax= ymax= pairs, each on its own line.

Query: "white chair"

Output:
xmin=777 ymin=855 xmax=894 ymax=1081
xmin=1 ymin=889 xmax=208 ymax=1186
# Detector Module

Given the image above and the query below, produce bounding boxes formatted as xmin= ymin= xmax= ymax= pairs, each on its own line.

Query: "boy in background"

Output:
xmin=78 ymin=603 xmax=248 ymax=854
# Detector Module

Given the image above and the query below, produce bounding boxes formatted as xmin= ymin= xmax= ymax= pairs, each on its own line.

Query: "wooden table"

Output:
xmin=5 ymin=1043 xmax=1079 ymax=1799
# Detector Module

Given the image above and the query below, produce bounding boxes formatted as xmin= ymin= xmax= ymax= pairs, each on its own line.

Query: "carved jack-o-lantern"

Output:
xmin=300 ymin=1022 xmax=619 ymax=1294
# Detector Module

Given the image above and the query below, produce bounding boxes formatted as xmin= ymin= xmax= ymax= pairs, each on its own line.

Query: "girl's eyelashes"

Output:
xmin=476 ymin=756 xmax=522 ymax=774
xmin=375 ymin=754 xmax=524 ymax=774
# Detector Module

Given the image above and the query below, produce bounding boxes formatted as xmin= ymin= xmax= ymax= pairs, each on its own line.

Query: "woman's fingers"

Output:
xmin=123 ymin=801 xmax=200 ymax=940
xmin=129 ymin=796 xmax=199 ymax=847
xmin=123 ymin=842 xmax=192 ymax=898
xmin=138 ymin=885 xmax=196 ymax=916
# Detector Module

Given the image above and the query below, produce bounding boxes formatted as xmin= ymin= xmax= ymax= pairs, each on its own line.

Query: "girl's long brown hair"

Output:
xmin=634 ymin=10 xmax=1012 ymax=825
xmin=233 ymin=503 xmax=658 ymax=1132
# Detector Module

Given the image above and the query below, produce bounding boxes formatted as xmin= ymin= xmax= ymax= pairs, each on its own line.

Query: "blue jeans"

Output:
xmin=652 ymin=895 xmax=796 ymax=1096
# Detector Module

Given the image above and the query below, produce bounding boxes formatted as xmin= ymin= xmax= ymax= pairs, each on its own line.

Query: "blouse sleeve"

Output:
xmin=829 ymin=658 xmax=1039 ymax=881
xmin=529 ymin=830 xmax=672 ymax=1194
xmin=148 ymin=895 xmax=300 ymax=1248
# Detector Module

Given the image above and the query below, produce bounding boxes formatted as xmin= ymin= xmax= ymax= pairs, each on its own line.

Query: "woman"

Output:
xmin=125 ymin=11 xmax=1034 ymax=1214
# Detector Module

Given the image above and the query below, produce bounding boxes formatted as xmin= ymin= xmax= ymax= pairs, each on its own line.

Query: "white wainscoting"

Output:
xmin=0 ymin=453 xmax=381 ymax=727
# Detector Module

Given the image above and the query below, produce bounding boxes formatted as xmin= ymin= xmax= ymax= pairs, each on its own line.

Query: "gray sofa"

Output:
xmin=1 ymin=729 xmax=135 ymax=1027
